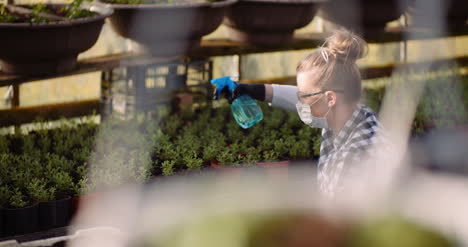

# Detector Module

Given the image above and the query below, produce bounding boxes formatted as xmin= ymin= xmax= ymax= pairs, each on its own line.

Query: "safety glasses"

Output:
xmin=297 ymin=90 xmax=344 ymax=103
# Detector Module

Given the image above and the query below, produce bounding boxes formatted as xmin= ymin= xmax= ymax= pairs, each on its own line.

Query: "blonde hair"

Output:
xmin=296 ymin=29 xmax=367 ymax=103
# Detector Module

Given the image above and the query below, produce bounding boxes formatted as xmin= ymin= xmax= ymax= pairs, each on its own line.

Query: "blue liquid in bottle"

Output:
xmin=231 ymin=95 xmax=263 ymax=129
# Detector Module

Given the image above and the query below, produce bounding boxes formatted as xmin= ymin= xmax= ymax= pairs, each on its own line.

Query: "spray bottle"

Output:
xmin=211 ymin=76 xmax=263 ymax=129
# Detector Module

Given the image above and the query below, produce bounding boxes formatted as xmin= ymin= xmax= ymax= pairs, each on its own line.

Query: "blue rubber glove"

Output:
xmin=211 ymin=76 xmax=238 ymax=101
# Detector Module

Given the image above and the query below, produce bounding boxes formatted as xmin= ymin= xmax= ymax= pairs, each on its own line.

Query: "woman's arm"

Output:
xmin=233 ymin=83 xmax=298 ymax=112
xmin=268 ymin=84 xmax=298 ymax=112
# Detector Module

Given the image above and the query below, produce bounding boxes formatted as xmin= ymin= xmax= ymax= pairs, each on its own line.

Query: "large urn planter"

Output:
xmin=0 ymin=3 xmax=113 ymax=75
xmin=318 ymin=0 xmax=411 ymax=37
xmin=102 ymin=0 xmax=236 ymax=56
xmin=223 ymin=0 xmax=323 ymax=47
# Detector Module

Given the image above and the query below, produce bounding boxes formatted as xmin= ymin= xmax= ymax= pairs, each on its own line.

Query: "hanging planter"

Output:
xmin=101 ymin=0 xmax=236 ymax=56
xmin=223 ymin=0 xmax=323 ymax=47
xmin=408 ymin=0 xmax=468 ymax=31
xmin=0 ymin=2 xmax=112 ymax=75
xmin=318 ymin=0 xmax=411 ymax=37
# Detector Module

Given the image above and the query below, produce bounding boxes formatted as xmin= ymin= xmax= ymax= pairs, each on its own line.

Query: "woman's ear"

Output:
xmin=325 ymin=91 xmax=337 ymax=107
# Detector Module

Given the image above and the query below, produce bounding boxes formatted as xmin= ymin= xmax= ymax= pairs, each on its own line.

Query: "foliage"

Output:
xmin=0 ymin=185 xmax=10 ymax=208
xmin=161 ymin=160 xmax=176 ymax=176
xmin=28 ymin=178 xmax=56 ymax=202
xmin=9 ymin=188 xmax=29 ymax=208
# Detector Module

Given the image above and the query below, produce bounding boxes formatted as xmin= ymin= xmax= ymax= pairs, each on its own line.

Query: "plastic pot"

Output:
xmin=39 ymin=195 xmax=72 ymax=230
xmin=3 ymin=203 xmax=39 ymax=237
xmin=0 ymin=208 xmax=4 ymax=238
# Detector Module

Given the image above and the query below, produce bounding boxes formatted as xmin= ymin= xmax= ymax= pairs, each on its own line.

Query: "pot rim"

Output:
xmin=101 ymin=0 xmax=236 ymax=9
xmin=0 ymin=2 xmax=113 ymax=29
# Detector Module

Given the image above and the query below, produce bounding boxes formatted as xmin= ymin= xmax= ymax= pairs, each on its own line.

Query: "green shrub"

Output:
xmin=28 ymin=178 xmax=56 ymax=202
xmin=0 ymin=185 xmax=10 ymax=208
xmin=9 ymin=188 xmax=29 ymax=208
xmin=161 ymin=160 xmax=176 ymax=176
xmin=289 ymin=140 xmax=311 ymax=159
xmin=51 ymin=171 xmax=74 ymax=194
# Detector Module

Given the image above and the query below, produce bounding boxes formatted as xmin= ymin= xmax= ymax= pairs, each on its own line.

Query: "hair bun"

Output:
xmin=324 ymin=30 xmax=367 ymax=63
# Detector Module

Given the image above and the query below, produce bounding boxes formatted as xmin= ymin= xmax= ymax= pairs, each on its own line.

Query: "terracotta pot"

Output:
xmin=0 ymin=3 xmax=112 ymax=75
xmin=210 ymin=161 xmax=244 ymax=171
xmin=103 ymin=0 xmax=236 ymax=56
xmin=223 ymin=0 xmax=323 ymax=46
xmin=257 ymin=160 xmax=289 ymax=181
xmin=318 ymin=0 xmax=411 ymax=37
xmin=71 ymin=192 xmax=100 ymax=219
xmin=210 ymin=160 xmax=290 ymax=181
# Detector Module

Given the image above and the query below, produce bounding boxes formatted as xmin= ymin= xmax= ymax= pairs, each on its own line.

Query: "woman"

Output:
xmin=218 ymin=30 xmax=383 ymax=197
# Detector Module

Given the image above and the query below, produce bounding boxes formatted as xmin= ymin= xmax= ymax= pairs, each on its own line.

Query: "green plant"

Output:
xmin=216 ymin=149 xmax=236 ymax=166
xmin=273 ymin=138 xmax=291 ymax=157
xmin=184 ymin=152 xmax=203 ymax=171
xmin=164 ymin=115 xmax=183 ymax=137
xmin=28 ymin=178 xmax=56 ymax=202
xmin=0 ymin=134 xmax=9 ymax=153
xmin=51 ymin=171 xmax=74 ymax=194
xmin=202 ymin=144 xmax=219 ymax=162
xmin=162 ymin=160 xmax=176 ymax=176
xmin=73 ymin=176 xmax=94 ymax=196
xmin=262 ymin=150 xmax=279 ymax=162
xmin=129 ymin=150 xmax=152 ymax=183
xmin=11 ymin=169 xmax=33 ymax=191
xmin=227 ymin=124 xmax=244 ymax=143
xmin=0 ymin=4 xmax=20 ymax=23
xmin=265 ymin=108 xmax=285 ymax=129
xmin=289 ymin=140 xmax=311 ymax=159
xmin=0 ymin=185 xmax=10 ymax=208
xmin=9 ymin=188 xmax=29 ymax=208
xmin=61 ymin=0 xmax=97 ymax=19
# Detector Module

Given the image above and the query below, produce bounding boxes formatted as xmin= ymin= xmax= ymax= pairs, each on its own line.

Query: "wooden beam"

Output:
xmin=242 ymin=56 xmax=468 ymax=84
xmin=0 ymin=99 xmax=99 ymax=127
xmin=12 ymin=84 xmax=19 ymax=108
xmin=1 ymin=28 xmax=467 ymax=86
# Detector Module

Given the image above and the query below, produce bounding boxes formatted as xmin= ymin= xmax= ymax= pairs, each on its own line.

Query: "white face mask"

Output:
xmin=295 ymin=96 xmax=331 ymax=129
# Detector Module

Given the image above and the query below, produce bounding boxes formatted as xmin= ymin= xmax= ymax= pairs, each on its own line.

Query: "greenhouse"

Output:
xmin=0 ymin=0 xmax=467 ymax=246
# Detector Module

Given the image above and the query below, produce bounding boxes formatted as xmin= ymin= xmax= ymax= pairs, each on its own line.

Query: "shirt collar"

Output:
xmin=326 ymin=104 xmax=365 ymax=148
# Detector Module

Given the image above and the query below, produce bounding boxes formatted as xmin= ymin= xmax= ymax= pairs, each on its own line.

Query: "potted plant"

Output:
xmin=100 ymin=0 xmax=236 ymax=56
xmin=0 ymin=0 xmax=113 ymax=75
xmin=49 ymin=171 xmax=74 ymax=227
xmin=2 ymin=188 xmax=39 ymax=237
xmin=27 ymin=178 xmax=58 ymax=231
xmin=318 ymin=0 xmax=411 ymax=37
xmin=223 ymin=0 xmax=323 ymax=47
xmin=0 ymin=185 xmax=9 ymax=237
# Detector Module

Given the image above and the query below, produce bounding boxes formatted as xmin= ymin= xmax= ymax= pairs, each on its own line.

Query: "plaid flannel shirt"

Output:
xmin=317 ymin=104 xmax=382 ymax=198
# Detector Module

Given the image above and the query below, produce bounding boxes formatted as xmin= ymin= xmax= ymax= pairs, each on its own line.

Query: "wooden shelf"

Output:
xmin=1 ymin=27 xmax=467 ymax=87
